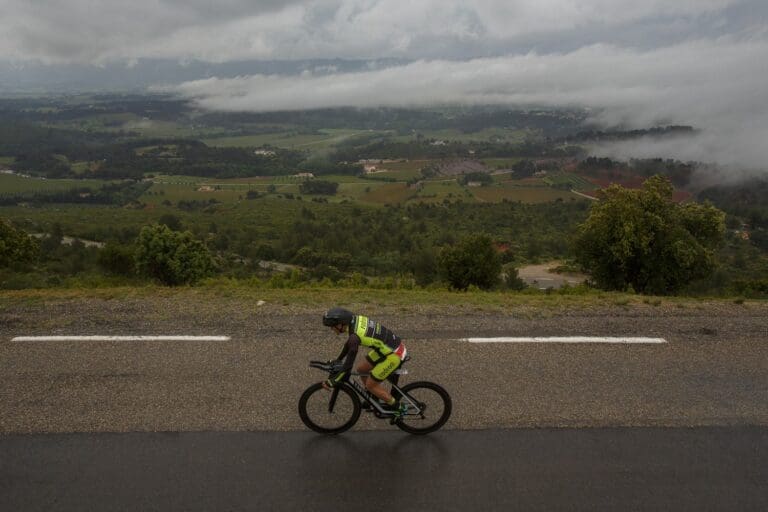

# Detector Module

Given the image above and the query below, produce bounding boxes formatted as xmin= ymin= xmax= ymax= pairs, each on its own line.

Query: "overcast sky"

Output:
xmin=2 ymin=0 xmax=767 ymax=169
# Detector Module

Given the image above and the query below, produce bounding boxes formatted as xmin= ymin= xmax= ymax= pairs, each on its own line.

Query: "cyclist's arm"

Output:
xmin=327 ymin=334 xmax=360 ymax=386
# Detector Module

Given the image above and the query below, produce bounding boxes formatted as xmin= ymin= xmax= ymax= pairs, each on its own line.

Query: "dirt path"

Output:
xmin=517 ymin=262 xmax=588 ymax=289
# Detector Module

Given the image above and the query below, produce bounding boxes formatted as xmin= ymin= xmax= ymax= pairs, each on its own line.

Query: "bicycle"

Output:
xmin=298 ymin=357 xmax=452 ymax=435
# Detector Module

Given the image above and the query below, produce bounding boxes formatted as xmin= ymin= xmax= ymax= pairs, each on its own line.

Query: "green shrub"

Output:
xmin=0 ymin=217 xmax=39 ymax=268
xmin=438 ymin=234 xmax=501 ymax=290
xmin=135 ymin=224 xmax=214 ymax=286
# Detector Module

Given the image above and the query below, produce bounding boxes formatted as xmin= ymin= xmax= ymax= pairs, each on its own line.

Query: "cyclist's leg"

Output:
xmin=357 ymin=352 xmax=377 ymax=387
xmin=366 ymin=353 xmax=401 ymax=403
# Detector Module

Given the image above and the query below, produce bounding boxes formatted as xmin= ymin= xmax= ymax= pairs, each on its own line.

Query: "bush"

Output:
xmin=0 ymin=217 xmax=39 ymax=268
xmin=438 ymin=234 xmax=501 ymax=290
xmin=135 ymin=224 xmax=214 ymax=286
xmin=299 ymin=180 xmax=339 ymax=195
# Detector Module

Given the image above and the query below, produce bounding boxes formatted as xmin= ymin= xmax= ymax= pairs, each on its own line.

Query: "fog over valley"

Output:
xmin=1 ymin=0 xmax=767 ymax=171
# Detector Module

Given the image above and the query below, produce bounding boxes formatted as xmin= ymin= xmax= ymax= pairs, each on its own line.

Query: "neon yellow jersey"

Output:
xmin=351 ymin=315 xmax=402 ymax=355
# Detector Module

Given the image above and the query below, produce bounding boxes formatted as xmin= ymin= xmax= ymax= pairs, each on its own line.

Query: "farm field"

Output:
xmin=202 ymin=128 xmax=372 ymax=151
xmin=358 ymin=182 xmax=414 ymax=204
xmin=390 ymin=127 xmax=531 ymax=143
xmin=543 ymin=172 xmax=598 ymax=191
xmin=1 ymin=168 xmax=596 ymax=209
xmin=0 ymin=173 xmax=109 ymax=193
xmin=471 ymin=184 xmax=577 ymax=203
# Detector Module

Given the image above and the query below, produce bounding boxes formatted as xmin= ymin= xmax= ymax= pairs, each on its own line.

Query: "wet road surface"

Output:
xmin=2 ymin=427 xmax=767 ymax=511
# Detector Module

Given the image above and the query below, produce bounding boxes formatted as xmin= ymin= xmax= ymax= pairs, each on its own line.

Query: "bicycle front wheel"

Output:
xmin=395 ymin=381 xmax=452 ymax=435
xmin=298 ymin=383 xmax=361 ymax=434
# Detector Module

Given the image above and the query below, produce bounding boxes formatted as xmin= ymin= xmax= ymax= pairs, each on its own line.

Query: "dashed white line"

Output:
xmin=11 ymin=335 xmax=231 ymax=342
xmin=462 ymin=336 xmax=667 ymax=344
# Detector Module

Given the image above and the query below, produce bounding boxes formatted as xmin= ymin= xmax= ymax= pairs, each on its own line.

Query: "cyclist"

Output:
xmin=321 ymin=307 xmax=407 ymax=415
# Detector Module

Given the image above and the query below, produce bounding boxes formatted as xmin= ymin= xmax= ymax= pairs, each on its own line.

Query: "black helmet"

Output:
xmin=323 ymin=307 xmax=354 ymax=327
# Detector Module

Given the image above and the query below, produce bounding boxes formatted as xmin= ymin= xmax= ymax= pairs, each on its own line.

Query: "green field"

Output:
xmin=471 ymin=184 xmax=576 ymax=203
xmin=390 ymin=127 xmax=531 ymax=144
xmin=358 ymin=182 xmax=414 ymax=204
xmin=203 ymin=128 xmax=372 ymax=151
xmin=1 ymin=152 xmax=595 ymax=213
xmin=0 ymin=173 xmax=109 ymax=193
xmin=543 ymin=172 xmax=597 ymax=191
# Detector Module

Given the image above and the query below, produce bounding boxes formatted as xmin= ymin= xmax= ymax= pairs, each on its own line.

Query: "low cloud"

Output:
xmin=170 ymin=38 xmax=768 ymax=170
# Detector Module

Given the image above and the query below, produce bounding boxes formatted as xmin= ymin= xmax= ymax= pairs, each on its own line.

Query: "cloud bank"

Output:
xmin=170 ymin=38 xmax=768 ymax=170
xmin=2 ymin=0 xmax=767 ymax=170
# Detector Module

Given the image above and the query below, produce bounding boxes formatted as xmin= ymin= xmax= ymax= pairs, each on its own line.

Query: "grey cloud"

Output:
xmin=171 ymin=38 xmax=768 ymax=170
xmin=0 ymin=0 xmax=756 ymax=63
xmin=1 ymin=0 xmax=766 ymax=171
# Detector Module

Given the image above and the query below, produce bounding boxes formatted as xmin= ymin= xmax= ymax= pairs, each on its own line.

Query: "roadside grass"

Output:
xmin=2 ymin=283 xmax=761 ymax=315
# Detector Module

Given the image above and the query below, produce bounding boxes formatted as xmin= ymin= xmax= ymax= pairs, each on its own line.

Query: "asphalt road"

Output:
xmin=2 ymin=428 xmax=767 ymax=511
xmin=1 ymin=298 xmax=767 ymax=509
xmin=2 ymin=300 xmax=767 ymax=432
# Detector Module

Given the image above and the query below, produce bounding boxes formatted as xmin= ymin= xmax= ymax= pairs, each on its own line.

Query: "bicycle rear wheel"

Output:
xmin=394 ymin=381 xmax=452 ymax=435
xmin=298 ymin=383 xmax=361 ymax=434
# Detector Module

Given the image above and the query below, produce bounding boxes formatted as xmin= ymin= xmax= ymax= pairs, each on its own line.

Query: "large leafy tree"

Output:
xmin=573 ymin=175 xmax=725 ymax=294
xmin=438 ymin=234 xmax=501 ymax=290
xmin=0 ymin=218 xmax=39 ymax=268
xmin=135 ymin=224 xmax=214 ymax=286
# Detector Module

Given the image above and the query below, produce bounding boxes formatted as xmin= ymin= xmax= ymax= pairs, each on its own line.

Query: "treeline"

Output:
xmin=0 ymin=95 xmax=189 ymax=124
xmin=0 ymin=181 xmax=151 ymax=206
xmin=0 ymin=122 xmax=116 ymax=157
xmin=93 ymin=141 xmax=307 ymax=180
xmin=577 ymin=157 xmax=694 ymax=187
xmin=564 ymin=125 xmax=696 ymax=142
xmin=331 ymin=138 xmax=581 ymax=163
xmin=196 ymin=106 xmax=588 ymax=137
xmin=699 ymin=178 xmax=768 ymax=251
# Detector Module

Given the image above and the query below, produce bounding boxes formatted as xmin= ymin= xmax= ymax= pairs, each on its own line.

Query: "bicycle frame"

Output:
xmin=335 ymin=369 xmax=421 ymax=417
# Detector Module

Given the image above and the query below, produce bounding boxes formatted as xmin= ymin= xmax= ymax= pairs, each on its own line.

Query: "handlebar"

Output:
xmin=309 ymin=355 xmax=411 ymax=374
xmin=309 ymin=360 xmax=343 ymax=373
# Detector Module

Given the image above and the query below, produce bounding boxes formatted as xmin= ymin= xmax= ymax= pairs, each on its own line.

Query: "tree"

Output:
xmin=299 ymin=180 xmax=339 ymax=195
xmin=134 ymin=224 xmax=214 ymax=285
xmin=438 ymin=234 xmax=501 ymax=290
xmin=0 ymin=218 xmax=39 ymax=267
xmin=573 ymin=175 xmax=725 ymax=295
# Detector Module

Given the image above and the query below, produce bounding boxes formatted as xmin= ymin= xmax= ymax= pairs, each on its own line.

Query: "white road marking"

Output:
xmin=11 ymin=335 xmax=231 ymax=342
xmin=462 ymin=336 xmax=667 ymax=344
